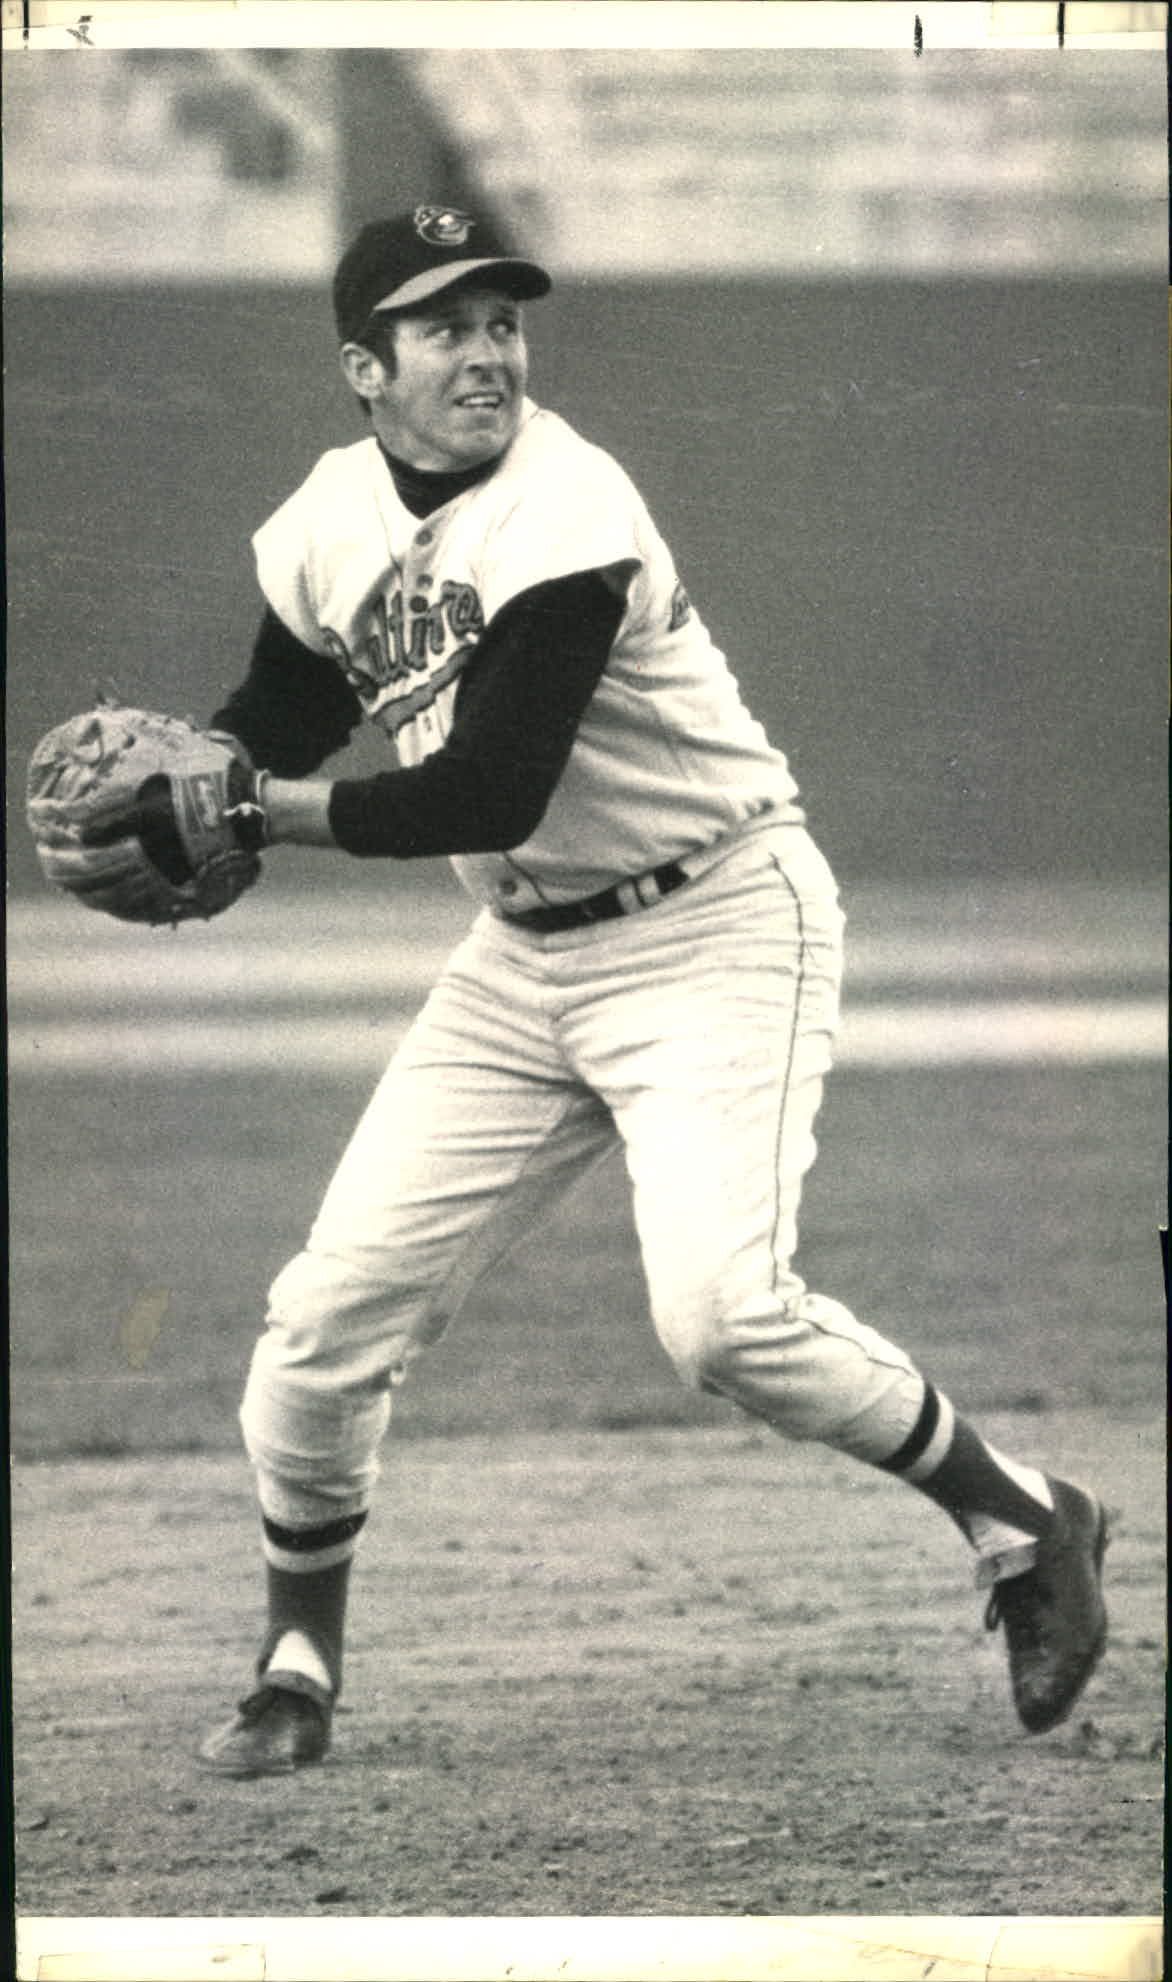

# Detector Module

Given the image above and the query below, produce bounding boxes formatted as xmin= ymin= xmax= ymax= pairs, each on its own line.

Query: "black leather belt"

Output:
xmin=503 ymin=857 xmax=692 ymax=933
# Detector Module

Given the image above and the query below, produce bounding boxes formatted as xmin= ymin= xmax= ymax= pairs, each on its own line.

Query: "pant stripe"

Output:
xmin=766 ymin=854 xmax=806 ymax=1297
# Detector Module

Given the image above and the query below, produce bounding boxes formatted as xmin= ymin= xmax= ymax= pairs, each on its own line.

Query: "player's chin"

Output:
xmin=449 ymin=403 xmax=519 ymax=461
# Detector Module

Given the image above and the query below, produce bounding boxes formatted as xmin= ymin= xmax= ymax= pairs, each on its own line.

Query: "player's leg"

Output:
xmin=198 ymin=914 xmax=615 ymax=1774
xmin=568 ymin=826 xmax=1106 ymax=1731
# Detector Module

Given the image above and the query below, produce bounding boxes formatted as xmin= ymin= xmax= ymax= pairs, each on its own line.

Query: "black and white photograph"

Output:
xmin=6 ymin=4 xmax=1167 ymax=1977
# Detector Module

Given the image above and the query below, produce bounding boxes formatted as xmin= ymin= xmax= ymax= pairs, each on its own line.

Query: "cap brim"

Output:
xmin=371 ymin=256 xmax=552 ymax=314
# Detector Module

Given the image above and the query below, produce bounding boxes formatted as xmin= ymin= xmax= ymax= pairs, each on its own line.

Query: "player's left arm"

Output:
xmin=260 ymin=563 xmax=632 ymax=855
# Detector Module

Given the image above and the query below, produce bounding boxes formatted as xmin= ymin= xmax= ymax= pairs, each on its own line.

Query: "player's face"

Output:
xmin=373 ymin=287 xmax=529 ymax=470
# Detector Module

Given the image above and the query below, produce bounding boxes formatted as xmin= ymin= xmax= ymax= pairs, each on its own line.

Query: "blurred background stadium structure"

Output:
xmin=4 ymin=50 xmax=343 ymax=283
xmin=3 ymin=43 xmax=1167 ymax=886
xmin=3 ymin=44 xmax=1166 ymax=281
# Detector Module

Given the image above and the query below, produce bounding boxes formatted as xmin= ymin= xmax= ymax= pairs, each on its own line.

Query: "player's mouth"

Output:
xmin=454 ymin=390 xmax=507 ymax=412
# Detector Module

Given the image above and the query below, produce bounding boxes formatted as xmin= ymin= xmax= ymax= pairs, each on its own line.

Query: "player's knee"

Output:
xmin=663 ymin=1289 xmax=925 ymax=1448
xmin=657 ymin=1286 xmax=822 ymax=1417
xmin=661 ymin=1306 xmax=758 ymax=1396
xmin=240 ymin=1354 xmax=391 ymax=1520
xmin=671 ymin=1317 xmax=840 ymax=1438
xmin=655 ymin=1279 xmax=804 ymax=1394
xmin=684 ymin=1324 xmax=762 ymax=1399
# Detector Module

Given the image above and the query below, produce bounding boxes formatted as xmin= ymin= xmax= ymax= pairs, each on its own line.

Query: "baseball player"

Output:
xmin=108 ymin=206 xmax=1103 ymax=1775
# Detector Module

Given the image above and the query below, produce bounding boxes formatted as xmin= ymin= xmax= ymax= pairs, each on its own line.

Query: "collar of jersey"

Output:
xmin=377 ymin=398 xmax=540 ymax=519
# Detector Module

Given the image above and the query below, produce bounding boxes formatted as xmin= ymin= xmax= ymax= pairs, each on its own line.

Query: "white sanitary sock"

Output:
xmin=265 ymin=1629 xmax=332 ymax=1693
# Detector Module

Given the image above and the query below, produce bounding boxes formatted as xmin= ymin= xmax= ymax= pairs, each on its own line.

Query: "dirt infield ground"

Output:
xmin=12 ymin=1408 xmax=1163 ymax=1923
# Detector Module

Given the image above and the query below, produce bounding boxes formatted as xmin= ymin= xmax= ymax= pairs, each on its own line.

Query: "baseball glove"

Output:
xmin=26 ymin=704 xmax=268 ymax=926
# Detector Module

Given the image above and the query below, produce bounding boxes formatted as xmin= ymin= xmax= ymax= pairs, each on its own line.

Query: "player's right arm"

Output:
xmin=210 ymin=606 xmax=363 ymax=777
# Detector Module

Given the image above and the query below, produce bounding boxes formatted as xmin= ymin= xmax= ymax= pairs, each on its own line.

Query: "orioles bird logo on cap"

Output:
xmin=414 ymin=206 xmax=474 ymax=246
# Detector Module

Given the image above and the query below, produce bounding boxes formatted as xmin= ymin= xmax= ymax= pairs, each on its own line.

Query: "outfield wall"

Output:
xmin=4 ymin=274 xmax=1165 ymax=888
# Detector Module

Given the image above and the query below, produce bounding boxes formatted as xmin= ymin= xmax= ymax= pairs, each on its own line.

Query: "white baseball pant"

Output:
xmin=240 ymin=822 xmax=926 ymax=1531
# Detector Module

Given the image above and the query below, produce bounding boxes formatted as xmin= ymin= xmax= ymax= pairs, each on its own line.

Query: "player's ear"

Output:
xmin=340 ymin=340 xmax=387 ymax=400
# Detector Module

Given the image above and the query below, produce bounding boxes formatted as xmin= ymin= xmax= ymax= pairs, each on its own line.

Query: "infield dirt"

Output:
xmin=12 ymin=1410 xmax=1164 ymax=1921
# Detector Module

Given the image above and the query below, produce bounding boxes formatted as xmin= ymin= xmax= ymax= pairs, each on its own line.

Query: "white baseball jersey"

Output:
xmin=253 ymin=398 xmax=803 ymax=910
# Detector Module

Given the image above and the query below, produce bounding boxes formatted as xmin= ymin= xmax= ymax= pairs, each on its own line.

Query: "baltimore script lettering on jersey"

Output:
xmin=322 ymin=579 xmax=485 ymax=733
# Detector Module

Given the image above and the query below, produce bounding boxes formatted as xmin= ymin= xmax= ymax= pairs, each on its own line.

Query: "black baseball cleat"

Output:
xmin=982 ymin=1477 xmax=1108 ymax=1734
xmin=196 ymin=1679 xmax=332 ymax=1778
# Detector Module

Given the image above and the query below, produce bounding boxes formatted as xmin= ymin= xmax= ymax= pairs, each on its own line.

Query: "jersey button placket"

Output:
xmin=403 ymin=556 xmax=441 ymax=739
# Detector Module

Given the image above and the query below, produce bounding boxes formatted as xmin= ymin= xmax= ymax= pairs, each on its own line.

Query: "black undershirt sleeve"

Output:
xmin=210 ymin=607 xmax=363 ymax=777
xmin=328 ymin=566 xmax=630 ymax=857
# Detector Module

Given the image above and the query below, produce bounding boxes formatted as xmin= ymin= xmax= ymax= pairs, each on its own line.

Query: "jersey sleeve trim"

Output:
xmin=476 ymin=414 xmax=648 ymax=625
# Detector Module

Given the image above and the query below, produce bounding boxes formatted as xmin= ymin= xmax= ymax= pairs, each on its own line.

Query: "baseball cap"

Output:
xmin=333 ymin=205 xmax=552 ymax=342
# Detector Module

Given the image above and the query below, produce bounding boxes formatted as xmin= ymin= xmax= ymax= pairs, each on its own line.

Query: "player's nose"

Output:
xmin=463 ymin=327 xmax=506 ymax=369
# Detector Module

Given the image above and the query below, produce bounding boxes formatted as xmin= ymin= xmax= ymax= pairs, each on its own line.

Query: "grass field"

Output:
xmin=9 ymin=877 xmax=1165 ymax=1458
xmin=7 ymin=1054 xmax=1167 ymax=1460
